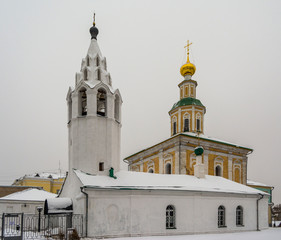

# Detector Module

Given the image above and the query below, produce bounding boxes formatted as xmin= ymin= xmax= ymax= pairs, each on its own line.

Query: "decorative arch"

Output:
xmin=97 ymin=88 xmax=107 ymax=116
xmin=147 ymin=160 xmax=155 ymax=172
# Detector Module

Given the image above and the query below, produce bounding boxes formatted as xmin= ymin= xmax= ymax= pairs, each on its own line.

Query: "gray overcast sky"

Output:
xmin=0 ymin=0 xmax=281 ymax=203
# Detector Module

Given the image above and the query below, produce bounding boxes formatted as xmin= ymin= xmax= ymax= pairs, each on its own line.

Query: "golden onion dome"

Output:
xmin=180 ymin=40 xmax=196 ymax=77
xmin=180 ymin=61 xmax=196 ymax=77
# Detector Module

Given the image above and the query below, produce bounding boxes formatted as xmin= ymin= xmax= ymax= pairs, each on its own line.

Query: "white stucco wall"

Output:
xmin=0 ymin=200 xmax=43 ymax=215
xmin=80 ymin=189 xmax=268 ymax=238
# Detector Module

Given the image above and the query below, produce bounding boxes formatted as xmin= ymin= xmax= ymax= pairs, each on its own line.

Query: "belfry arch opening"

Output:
xmin=97 ymin=88 xmax=107 ymax=116
xmin=215 ymin=165 xmax=222 ymax=176
xmin=79 ymin=88 xmax=87 ymax=116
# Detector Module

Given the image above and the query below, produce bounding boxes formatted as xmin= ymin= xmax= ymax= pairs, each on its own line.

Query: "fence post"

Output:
xmin=1 ymin=213 xmax=5 ymax=240
xmin=20 ymin=213 xmax=24 ymax=240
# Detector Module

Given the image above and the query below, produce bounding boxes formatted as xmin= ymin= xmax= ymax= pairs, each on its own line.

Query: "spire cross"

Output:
xmin=184 ymin=40 xmax=192 ymax=62
xmin=93 ymin=12 xmax=96 ymax=26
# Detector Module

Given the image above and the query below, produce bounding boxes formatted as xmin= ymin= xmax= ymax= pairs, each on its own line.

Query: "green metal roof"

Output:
xmin=171 ymin=97 xmax=205 ymax=111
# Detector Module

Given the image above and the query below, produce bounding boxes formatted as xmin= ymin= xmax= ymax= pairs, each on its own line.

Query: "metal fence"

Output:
xmin=1 ymin=213 xmax=83 ymax=240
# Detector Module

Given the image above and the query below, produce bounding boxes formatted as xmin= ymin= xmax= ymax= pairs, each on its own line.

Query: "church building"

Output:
xmin=59 ymin=19 xmax=269 ymax=238
xmin=124 ymin=41 xmax=251 ymax=185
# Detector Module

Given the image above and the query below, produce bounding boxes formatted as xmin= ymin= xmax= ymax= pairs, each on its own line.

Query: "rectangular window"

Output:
xmin=184 ymin=119 xmax=189 ymax=132
xmin=173 ymin=122 xmax=177 ymax=135
xmin=99 ymin=162 xmax=104 ymax=171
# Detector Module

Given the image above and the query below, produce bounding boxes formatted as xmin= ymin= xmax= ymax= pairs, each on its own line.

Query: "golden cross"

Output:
xmin=93 ymin=12 xmax=96 ymax=25
xmin=184 ymin=40 xmax=192 ymax=62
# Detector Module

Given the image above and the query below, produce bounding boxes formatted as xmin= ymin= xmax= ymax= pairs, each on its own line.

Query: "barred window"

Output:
xmin=166 ymin=205 xmax=176 ymax=229
xmin=236 ymin=206 xmax=243 ymax=226
xmin=218 ymin=205 xmax=226 ymax=227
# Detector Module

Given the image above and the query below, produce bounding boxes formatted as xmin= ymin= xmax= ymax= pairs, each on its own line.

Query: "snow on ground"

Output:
xmin=82 ymin=228 xmax=281 ymax=240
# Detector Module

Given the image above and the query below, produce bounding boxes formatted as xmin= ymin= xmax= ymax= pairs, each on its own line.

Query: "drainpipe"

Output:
xmin=256 ymin=193 xmax=264 ymax=231
xmin=80 ymin=187 xmax=88 ymax=237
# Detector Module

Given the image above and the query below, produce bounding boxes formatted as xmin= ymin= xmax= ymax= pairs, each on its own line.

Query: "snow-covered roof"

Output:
xmin=19 ymin=172 xmax=66 ymax=180
xmin=181 ymin=132 xmax=252 ymax=150
xmin=0 ymin=189 xmax=57 ymax=202
xmin=44 ymin=198 xmax=72 ymax=214
xmin=74 ymin=170 xmax=267 ymax=196
xmin=247 ymin=180 xmax=273 ymax=188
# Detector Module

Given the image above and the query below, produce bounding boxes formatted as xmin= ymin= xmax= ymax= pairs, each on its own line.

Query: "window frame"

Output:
xmin=218 ymin=205 xmax=226 ymax=228
xmin=166 ymin=205 xmax=176 ymax=229
xmin=236 ymin=206 xmax=244 ymax=227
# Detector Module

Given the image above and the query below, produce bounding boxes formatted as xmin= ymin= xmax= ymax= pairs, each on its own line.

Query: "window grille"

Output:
xmin=236 ymin=206 xmax=243 ymax=226
xmin=166 ymin=205 xmax=176 ymax=229
xmin=218 ymin=205 xmax=225 ymax=227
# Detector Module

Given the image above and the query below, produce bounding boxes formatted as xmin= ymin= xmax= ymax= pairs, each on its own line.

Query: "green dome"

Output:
xmin=171 ymin=97 xmax=205 ymax=111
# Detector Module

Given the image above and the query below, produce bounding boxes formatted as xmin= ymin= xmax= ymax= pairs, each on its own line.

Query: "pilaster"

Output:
xmin=86 ymin=89 xmax=97 ymax=116
xmin=228 ymin=156 xmax=233 ymax=181
xmin=159 ymin=150 xmax=164 ymax=174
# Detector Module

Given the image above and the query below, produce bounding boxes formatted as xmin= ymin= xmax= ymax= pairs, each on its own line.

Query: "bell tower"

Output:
xmin=169 ymin=41 xmax=206 ymax=136
xmin=66 ymin=17 xmax=122 ymax=175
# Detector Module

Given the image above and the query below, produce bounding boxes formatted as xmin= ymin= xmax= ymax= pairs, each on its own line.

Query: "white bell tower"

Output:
xmin=66 ymin=20 xmax=122 ymax=176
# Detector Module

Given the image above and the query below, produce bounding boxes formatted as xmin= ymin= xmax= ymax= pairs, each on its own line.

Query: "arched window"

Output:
xmin=79 ymin=88 xmax=87 ymax=116
xmin=148 ymin=168 xmax=154 ymax=173
xmin=165 ymin=163 xmax=171 ymax=174
xmin=84 ymin=68 xmax=88 ymax=80
xmin=87 ymin=56 xmax=90 ymax=66
xmin=196 ymin=113 xmax=201 ymax=132
xmin=114 ymin=95 xmax=120 ymax=122
xmin=97 ymin=88 xmax=106 ymax=116
xmin=166 ymin=205 xmax=176 ymax=229
xmin=172 ymin=116 xmax=177 ymax=135
xmin=215 ymin=165 xmax=222 ymax=176
xmin=183 ymin=113 xmax=190 ymax=132
xmin=97 ymin=69 xmax=101 ymax=80
xmin=96 ymin=57 xmax=100 ymax=66
xmin=218 ymin=205 xmax=225 ymax=227
xmin=236 ymin=206 xmax=243 ymax=226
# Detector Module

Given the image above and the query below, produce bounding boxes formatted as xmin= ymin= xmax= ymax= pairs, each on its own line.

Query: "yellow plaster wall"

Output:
xmin=15 ymin=178 xmax=64 ymax=194
xmin=152 ymin=157 xmax=159 ymax=173
xmin=208 ymin=154 xmax=228 ymax=178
